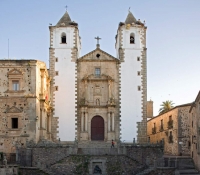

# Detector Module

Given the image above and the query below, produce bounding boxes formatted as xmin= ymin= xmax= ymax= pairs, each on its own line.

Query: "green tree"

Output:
xmin=159 ymin=100 xmax=174 ymax=114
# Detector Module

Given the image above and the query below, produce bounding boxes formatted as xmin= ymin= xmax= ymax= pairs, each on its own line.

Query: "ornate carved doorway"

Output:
xmin=91 ymin=116 xmax=104 ymax=140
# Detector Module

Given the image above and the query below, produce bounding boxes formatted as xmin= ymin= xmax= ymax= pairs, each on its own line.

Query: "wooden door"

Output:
xmin=91 ymin=116 xmax=104 ymax=140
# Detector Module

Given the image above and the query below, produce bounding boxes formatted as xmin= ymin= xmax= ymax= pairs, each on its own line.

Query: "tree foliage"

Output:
xmin=159 ymin=100 xmax=174 ymax=114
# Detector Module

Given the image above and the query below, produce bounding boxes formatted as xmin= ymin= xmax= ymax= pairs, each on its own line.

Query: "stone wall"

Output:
xmin=19 ymin=167 xmax=47 ymax=175
xmin=0 ymin=60 xmax=52 ymax=154
xmin=190 ymin=91 xmax=200 ymax=171
xmin=126 ymin=145 xmax=163 ymax=166
xmin=147 ymin=104 xmax=191 ymax=155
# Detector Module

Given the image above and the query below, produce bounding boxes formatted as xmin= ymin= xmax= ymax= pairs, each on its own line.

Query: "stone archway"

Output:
xmin=91 ymin=116 xmax=104 ymax=141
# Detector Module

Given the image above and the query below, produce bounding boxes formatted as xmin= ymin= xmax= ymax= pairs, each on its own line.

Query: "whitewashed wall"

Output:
xmin=119 ymin=26 xmax=144 ymax=141
xmin=52 ymin=27 xmax=76 ymax=141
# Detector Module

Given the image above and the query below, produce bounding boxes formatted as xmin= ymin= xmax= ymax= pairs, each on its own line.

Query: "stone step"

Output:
xmin=78 ymin=141 xmax=116 ymax=148
xmin=179 ymin=169 xmax=200 ymax=174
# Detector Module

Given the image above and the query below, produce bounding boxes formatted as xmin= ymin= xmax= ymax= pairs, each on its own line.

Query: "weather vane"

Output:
xmin=95 ymin=36 xmax=101 ymax=44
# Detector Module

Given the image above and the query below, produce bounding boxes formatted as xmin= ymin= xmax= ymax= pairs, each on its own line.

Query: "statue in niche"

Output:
xmin=96 ymin=99 xmax=100 ymax=106
xmin=93 ymin=165 xmax=102 ymax=174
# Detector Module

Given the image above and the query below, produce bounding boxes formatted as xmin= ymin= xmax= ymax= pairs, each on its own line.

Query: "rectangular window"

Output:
xmin=12 ymin=81 xmax=19 ymax=91
xmin=12 ymin=118 xmax=18 ymax=128
xmin=55 ymin=58 xmax=58 ymax=62
xmin=138 ymin=86 xmax=141 ymax=91
xmin=95 ymin=68 xmax=101 ymax=77
xmin=55 ymin=71 xmax=59 ymax=76
xmin=137 ymin=57 xmax=140 ymax=61
xmin=55 ymin=86 xmax=58 ymax=91
xmin=137 ymin=71 xmax=141 ymax=76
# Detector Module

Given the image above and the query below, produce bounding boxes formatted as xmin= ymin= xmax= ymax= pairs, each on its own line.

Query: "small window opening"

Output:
xmin=138 ymin=86 xmax=141 ymax=91
xmin=61 ymin=33 xmax=66 ymax=43
xmin=96 ymin=54 xmax=100 ymax=58
xmin=12 ymin=118 xmax=18 ymax=129
xmin=130 ymin=33 xmax=135 ymax=44
xmin=55 ymin=71 xmax=59 ymax=76
xmin=12 ymin=80 xmax=19 ymax=91
xmin=55 ymin=58 xmax=58 ymax=62
xmin=95 ymin=68 xmax=101 ymax=77
xmin=192 ymin=121 xmax=193 ymax=127
xmin=137 ymin=71 xmax=141 ymax=76
xmin=137 ymin=57 xmax=140 ymax=61
xmin=55 ymin=86 xmax=58 ymax=91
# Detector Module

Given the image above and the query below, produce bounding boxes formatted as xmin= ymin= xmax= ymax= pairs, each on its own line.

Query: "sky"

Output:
xmin=1 ymin=0 xmax=200 ymax=141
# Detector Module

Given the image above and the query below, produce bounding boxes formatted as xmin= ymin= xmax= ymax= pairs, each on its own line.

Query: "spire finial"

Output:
xmin=128 ymin=7 xmax=131 ymax=12
xmin=95 ymin=36 xmax=101 ymax=48
xmin=65 ymin=5 xmax=68 ymax=11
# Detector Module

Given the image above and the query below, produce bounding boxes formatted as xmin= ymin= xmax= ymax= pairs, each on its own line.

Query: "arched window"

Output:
xmin=61 ymin=33 xmax=66 ymax=44
xmin=130 ymin=33 xmax=135 ymax=44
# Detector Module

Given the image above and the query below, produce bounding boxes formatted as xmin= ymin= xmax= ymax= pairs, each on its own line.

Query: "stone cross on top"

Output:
xmin=95 ymin=36 xmax=101 ymax=48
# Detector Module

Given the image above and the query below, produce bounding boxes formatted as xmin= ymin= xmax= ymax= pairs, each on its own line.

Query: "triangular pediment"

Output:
xmin=78 ymin=48 xmax=118 ymax=62
xmin=6 ymin=106 xmax=22 ymax=113
xmin=8 ymin=69 xmax=22 ymax=75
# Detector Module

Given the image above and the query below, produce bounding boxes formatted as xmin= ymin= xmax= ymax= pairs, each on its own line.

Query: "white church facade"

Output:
xmin=49 ymin=11 xmax=148 ymax=143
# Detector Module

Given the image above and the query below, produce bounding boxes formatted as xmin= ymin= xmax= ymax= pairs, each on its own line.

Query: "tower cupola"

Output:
xmin=125 ymin=11 xmax=137 ymax=24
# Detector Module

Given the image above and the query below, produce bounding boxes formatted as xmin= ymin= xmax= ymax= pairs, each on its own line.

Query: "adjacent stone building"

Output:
xmin=147 ymin=103 xmax=191 ymax=155
xmin=189 ymin=91 xmax=200 ymax=170
xmin=0 ymin=60 xmax=53 ymax=154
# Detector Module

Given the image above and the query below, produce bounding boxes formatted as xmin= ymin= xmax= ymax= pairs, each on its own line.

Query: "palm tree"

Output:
xmin=159 ymin=100 xmax=174 ymax=114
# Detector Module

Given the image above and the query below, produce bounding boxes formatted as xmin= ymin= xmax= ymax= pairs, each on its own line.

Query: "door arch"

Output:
xmin=91 ymin=116 xmax=104 ymax=141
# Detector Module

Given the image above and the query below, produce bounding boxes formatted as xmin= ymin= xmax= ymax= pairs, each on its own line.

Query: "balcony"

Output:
xmin=152 ymin=127 xmax=156 ymax=134
xmin=168 ymin=120 xmax=173 ymax=129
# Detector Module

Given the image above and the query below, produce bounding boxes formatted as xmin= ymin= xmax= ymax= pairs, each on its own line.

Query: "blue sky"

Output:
xmin=1 ymin=0 xmax=200 ymax=140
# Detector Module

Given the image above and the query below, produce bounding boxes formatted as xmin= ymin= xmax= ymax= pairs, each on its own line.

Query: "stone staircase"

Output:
xmin=176 ymin=157 xmax=200 ymax=175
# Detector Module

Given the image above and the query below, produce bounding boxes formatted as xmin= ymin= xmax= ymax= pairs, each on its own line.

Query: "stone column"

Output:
xmin=85 ymin=80 xmax=88 ymax=100
xmin=108 ymin=112 xmax=110 ymax=132
xmin=108 ymin=80 xmax=111 ymax=99
xmin=112 ymin=112 xmax=115 ymax=131
xmin=85 ymin=112 xmax=88 ymax=132
xmin=81 ymin=112 xmax=84 ymax=132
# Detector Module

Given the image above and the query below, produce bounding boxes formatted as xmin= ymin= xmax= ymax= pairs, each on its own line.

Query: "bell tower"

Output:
xmin=49 ymin=11 xmax=81 ymax=141
xmin=115 ymin=11 xmax=147 ymax=143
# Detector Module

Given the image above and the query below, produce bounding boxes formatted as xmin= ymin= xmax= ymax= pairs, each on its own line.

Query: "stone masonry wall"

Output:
xmin=147 ymin=105 xmax=191 ymax=155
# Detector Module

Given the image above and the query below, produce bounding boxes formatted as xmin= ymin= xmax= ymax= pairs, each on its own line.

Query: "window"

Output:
xmin=12 ymin=80 xmax=19 ymax=91
xmin=137 ymin=57 xmax=140 ymax=61
xmin=95 ymin=68 xmax=101 ymax=77
xmin=130 ymin=33 xmax=135 ymax=44
xmin=55 ymin=86 xmax=58 ymax=91
xmin=137 ymin=71 xmax=141 ymax=76
xmin=61 ymin=33 xmax=66 ymax=43
xmin=55 ymin=58 xmax=58 ymax=62
xmin=12 ymin=118 xmax=18 ymax=128
xmin=169 ymin=116 xmax=172 ymax=121
xmin=55 ymin=71 xmax=59 ymax=76
xmin=138 ymin=86 xmax=141 ymax=91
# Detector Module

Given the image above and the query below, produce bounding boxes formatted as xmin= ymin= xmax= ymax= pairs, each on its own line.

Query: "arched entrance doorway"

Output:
xmin=91 ymin=116 xmax=104 ymax=141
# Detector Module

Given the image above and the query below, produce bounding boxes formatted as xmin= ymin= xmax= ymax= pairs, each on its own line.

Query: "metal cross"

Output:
xmin=129 ymin=7 xmax=131 ymax=12
xmin=65 ymin=5 xmax=68 ymax=11
xmin=95 ymin=36 xmax=101 ymax=44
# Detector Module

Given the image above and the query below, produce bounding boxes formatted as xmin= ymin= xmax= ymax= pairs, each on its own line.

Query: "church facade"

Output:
xmin=0 ymin=10 xmax=148 ymax=155
xmin=49 ymin=11 xmax=148 ymax=143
